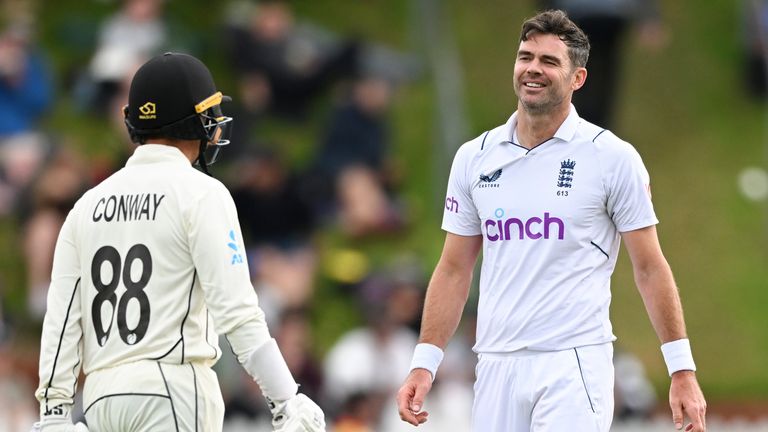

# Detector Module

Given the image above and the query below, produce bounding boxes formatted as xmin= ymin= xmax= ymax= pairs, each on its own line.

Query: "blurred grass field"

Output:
xmin=12 ymin=0 xmax=768 ymax=411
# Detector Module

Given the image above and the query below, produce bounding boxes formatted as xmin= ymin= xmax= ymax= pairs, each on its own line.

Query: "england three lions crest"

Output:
xmin=557 ymin=159 xmax=575 ymax=189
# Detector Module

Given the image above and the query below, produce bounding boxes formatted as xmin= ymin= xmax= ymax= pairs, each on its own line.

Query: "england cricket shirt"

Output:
xmin=443 ymin=106 xmax=658 ymax=353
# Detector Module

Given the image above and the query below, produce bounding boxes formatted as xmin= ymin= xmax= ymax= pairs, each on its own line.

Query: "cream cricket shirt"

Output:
xmin=36 ymin=144 xmax=271 ymax=414
xmin=443 ymin=106 xmax=658 ymax=354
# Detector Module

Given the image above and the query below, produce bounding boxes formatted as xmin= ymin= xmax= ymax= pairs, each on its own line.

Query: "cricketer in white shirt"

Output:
xmin=444 ymin=106 xmax=656 ymax=354
xmin=33 ymin=52 xmax=325 ymax=432
xmin=403 ymin=105 xmax=705 ymax=431
xmin=417 ymin=106 xmax=657 ymax=432
xmin=34 ymin=144 xmax=321 ymax=431
xmin=399 ymin=11 xmax=705 ymax=432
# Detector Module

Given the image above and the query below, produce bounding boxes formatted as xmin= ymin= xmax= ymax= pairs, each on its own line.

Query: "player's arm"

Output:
xmin=419 ymin=232 xmax=482 ymax=350
xmin=187 ymin=183 xmax=324 ymax=431
xmin=621 ymin=226 xmax=686 ymax=344
xmin=34 ymin=213 xmax=88 ymax=431
xmin=621 ymin=226 xmax=706 ymax=432
xmin=397 ymin=232 xmax=482 ymax=426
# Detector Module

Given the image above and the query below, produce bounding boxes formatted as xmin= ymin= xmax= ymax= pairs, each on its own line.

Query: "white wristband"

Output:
xmin=660 ymin=338 xmax=696 ymax=376
xmin=409 ymin=343 xmax=444 ymax=381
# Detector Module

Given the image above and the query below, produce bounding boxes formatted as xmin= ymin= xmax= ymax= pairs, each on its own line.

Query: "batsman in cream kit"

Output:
xmin=33 ymin=53 xmax=325 ymax=431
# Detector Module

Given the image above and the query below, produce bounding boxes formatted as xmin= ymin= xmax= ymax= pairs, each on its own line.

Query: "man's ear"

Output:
xmin=572 ymin=67 xmax=587 ymax=91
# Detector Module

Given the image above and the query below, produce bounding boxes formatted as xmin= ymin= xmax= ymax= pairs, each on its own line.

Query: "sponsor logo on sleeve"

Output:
xmin=445 ymin=196 xmax=459 ymax=213
xmin=227 ymin=230 xmax=244 ymax=265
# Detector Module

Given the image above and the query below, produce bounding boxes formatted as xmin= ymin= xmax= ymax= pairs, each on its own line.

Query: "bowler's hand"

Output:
xmin=669 ymin=370 xmax=706 ymax=431
xmin=396 ymin=368 xmax=432 ymax=426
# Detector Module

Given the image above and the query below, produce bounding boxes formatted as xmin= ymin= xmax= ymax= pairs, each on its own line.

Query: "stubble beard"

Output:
xmin=518 ymin=92 xmax=564 ymax=116
xmin=514 ymin=79 xmax=562 ymax=115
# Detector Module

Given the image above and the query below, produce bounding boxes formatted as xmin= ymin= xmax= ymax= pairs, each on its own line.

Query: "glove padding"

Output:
xmin=30 ymin=418 xmax=89 ymax=432
xmin=269 ymin=393 xmax=326 ymax=432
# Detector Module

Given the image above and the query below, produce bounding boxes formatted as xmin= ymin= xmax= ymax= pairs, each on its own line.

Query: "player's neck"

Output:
xmin=148 ymin=138 xmax=200 ymax=163
xmin=515 ymin=104 xmax=569 ymax=149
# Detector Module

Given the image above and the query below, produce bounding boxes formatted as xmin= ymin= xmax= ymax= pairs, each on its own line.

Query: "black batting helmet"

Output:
xmin=124 ymin=52 xmax=232 ymax=171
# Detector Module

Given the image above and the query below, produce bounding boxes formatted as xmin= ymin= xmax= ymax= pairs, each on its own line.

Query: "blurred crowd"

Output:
xmin=2 ymin=0 xmax=742 ymax=431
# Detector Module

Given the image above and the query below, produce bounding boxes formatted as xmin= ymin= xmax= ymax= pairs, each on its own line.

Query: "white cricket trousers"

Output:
xmin=82 ymin=360 xmax=225 ymax=432
xmin=472 ymin=343 xmax=614 ymax=432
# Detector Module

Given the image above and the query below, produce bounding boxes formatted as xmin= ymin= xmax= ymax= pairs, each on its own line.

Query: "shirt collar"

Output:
xmin=125 ymin=144 xmax=192 ymax=167
xmin=553 ymin=104 xmax=580 ymax=142
xmin=505 ymin=104 xmax=581 ymax=144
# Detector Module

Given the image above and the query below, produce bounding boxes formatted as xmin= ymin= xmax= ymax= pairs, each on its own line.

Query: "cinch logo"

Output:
xmin=484 ymin=208 xmax=564 ymax=241
xmin=139 ymin=102 xmax=156 ymax=120
xmin=445 ymin=196 xmax=459 ymax=213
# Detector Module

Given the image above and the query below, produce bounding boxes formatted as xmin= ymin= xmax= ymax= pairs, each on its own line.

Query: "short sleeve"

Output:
xmin=441 ymin=142 xmax=482 ymax=236
xmin=605 ymin=143 xmax=659 ymax=232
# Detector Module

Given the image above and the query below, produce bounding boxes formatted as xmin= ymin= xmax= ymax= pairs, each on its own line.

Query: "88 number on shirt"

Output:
xmin=91 ymin=244 xmax=152 ymax=346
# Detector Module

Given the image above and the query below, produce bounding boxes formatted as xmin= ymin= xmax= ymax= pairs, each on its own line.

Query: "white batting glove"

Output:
xmin=30 ymin=418 xmax=89 ymax=432
xmin=268 ymin=393 xmax=326 ymax=432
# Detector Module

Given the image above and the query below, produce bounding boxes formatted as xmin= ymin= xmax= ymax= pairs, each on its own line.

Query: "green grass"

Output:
xmin=15 ymin=0 xmax=768 ymax=402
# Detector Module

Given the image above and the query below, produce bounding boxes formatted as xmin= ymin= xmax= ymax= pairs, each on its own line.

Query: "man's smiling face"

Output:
xmin=513 ymin=32 xmax=586 ymax=115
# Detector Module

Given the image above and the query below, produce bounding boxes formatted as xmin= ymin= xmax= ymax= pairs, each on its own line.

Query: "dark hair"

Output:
xmin=520 ymin=9 xmax=590 ymax=68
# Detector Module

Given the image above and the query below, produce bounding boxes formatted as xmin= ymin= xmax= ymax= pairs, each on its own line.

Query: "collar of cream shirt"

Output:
xmin=125 ymin=144 xmax=193 ymax=167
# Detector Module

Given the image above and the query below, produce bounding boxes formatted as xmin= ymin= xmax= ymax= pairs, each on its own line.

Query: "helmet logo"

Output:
xmin=138 ymin=102 xmax=157 ymax=120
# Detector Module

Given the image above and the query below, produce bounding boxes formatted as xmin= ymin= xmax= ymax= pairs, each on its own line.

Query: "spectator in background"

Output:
xmin=539 ymin=0 xmax=668 ymax=128
xmin=743 ymin=0 xmax=768 ymax=99
xmin=74 ymin=0 xmax=170 ymax=115
xmin=21 ymin=147 xmax=89 ymax=319
xmin=223 ymin=0 xmax=359 ymax=121
xmin=323 ymin=259 xmax=424 ymax=431
xmin=0 ymin=11 xmax=65 ymax=322
xmin=315 ymin=77 xmax=392 ymax=184
xmin=231 ymin=149 xmax=316 ymax=248
xmin=226 ymin=69 xmax=271 ymax=155
xmin=331 ymin=392 xmax=378 ymax=432
xmin=0 ymin=20 xmax=51 ymax=138
xmin=311 ymin=76 xmax=406 ymax=238
xmin=99 ymin=52 xmax=147 ymax=183
xmin=0 ymin=18 xmax=53 ymax=216
xmin=0 ymin=340 xmax=38 ymax=432
xmin=613 ymin=346 xmax=658 ymax=421
xmin=230 ymin=150 xmax=319 ymax=327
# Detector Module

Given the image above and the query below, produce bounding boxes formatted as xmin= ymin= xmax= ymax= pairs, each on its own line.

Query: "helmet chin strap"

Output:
xmin=197 ymin=138 xmax=212 ymax=176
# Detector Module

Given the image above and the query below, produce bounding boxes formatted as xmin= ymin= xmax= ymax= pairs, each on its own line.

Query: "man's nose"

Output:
xmin=525 ymin=60 xmax=543 ymax=74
